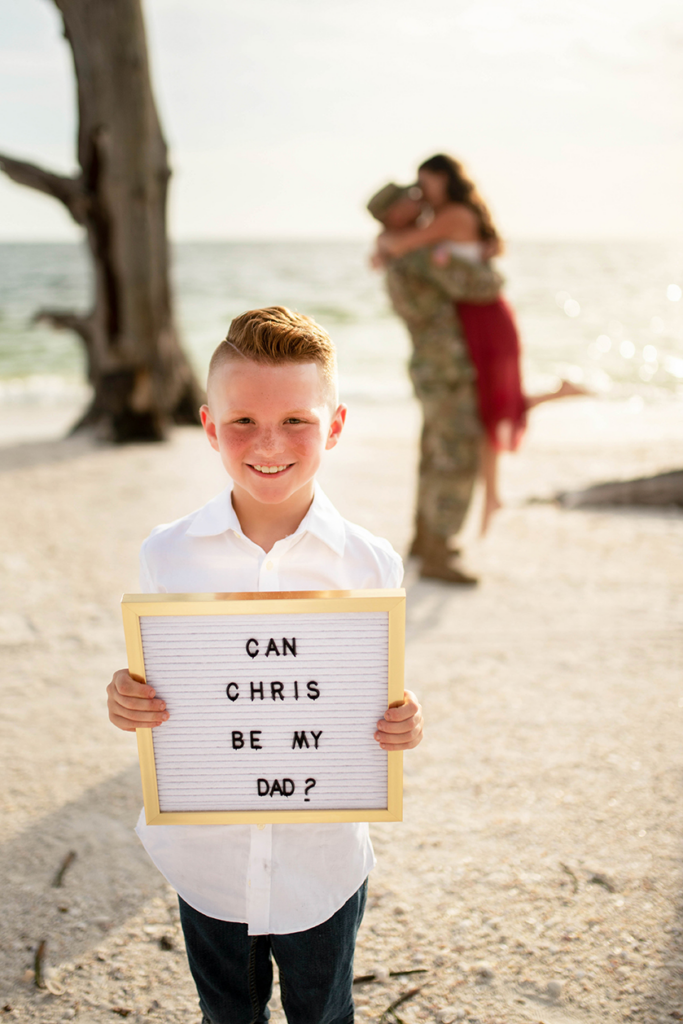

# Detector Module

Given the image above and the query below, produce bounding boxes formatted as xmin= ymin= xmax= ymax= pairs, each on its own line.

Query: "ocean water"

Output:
xmin=0 ymin=240 xmax=681 ymax=406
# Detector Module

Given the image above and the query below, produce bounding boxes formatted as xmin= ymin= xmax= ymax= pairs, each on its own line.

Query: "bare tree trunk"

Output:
xmin=0 ymin=0 xmax=203 ymax=441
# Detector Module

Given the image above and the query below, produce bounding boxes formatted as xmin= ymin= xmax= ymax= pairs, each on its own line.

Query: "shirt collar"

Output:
xmin=186 ymin=483 xmax=346 ymax=558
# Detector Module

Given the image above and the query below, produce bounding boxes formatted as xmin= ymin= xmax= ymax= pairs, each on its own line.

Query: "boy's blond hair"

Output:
xmin=208 ymin=306 xmax=338 ymax=404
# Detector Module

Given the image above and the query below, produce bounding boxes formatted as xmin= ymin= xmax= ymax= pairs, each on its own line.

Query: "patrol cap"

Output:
xmin=366 ymin=182 xmax=422 ymax=221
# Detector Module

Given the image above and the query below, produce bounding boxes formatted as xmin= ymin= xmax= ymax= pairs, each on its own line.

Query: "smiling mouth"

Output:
xmin=250 ymin=464 xmax=293 ymax=475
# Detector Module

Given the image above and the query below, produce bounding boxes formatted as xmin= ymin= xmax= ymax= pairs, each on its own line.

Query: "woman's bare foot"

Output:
xmin=481 ymin=494 xmax=502 ymax=536
xmin=526 ymin=380 xmax=592 ymax=410
xmin=555 ymin=379 xmax=590 ymax=398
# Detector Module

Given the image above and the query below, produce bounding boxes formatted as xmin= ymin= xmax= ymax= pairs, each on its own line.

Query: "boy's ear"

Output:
xmin=200 ymin=404 xmax=220 ymax=452
xmin=325 ymin=404 xmax=347 ymax=451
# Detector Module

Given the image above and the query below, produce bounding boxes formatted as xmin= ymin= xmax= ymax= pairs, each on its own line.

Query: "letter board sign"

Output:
xmin=121 ymin=590 xmax=405 ymax=824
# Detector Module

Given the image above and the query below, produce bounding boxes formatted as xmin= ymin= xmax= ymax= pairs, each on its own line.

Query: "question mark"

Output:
xmin=304 ymin=778 xmax=316 ymax=802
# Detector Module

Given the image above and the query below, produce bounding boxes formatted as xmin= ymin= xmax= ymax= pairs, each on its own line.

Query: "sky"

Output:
xmin=0 ymin=0 xmax=682 ymax=241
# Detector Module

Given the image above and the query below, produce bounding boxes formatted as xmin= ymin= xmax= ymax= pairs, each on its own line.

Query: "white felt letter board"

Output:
xmin=121 ymin=590 xmax=405 ymax=824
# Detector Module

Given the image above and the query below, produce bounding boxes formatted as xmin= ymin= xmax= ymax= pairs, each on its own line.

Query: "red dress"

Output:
xmin=455 ymin=296 xmax=527 ymax=451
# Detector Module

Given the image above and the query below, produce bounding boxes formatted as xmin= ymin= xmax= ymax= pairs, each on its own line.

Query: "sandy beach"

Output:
xmin=1 ymin=394 xmax=682 ymax=1023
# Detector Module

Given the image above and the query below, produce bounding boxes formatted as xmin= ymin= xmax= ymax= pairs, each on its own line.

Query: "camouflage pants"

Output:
xmin=411 ymin=376 xmax=481 ymax=541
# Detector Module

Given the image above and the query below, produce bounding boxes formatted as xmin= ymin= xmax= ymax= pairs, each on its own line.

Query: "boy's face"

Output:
xmin=201 ymin=359 xmax=346 ymax=508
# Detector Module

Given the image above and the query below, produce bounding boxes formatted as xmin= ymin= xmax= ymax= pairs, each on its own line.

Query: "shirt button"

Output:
xmin=265 ymin=560 xmax=274 ymax=571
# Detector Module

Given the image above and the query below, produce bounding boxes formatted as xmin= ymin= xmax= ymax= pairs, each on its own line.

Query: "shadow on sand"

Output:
xmin=2 ymin=762 xmax=168 ymax=995
xmin=0 ymin=434 xmax=104 ymax=474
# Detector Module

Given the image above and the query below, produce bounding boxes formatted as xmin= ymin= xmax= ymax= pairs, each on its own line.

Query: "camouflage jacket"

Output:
xmin=385 ymin=248 xmax=503 ymax=388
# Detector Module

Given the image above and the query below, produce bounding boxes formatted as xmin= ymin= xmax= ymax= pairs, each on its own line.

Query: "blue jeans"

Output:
xmin=178 ymin=879 xmax=368 ymax=1024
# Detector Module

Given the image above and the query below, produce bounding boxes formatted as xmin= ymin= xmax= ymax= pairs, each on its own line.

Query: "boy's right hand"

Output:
xmin=107 ymin=669 xmax=169 ymax=732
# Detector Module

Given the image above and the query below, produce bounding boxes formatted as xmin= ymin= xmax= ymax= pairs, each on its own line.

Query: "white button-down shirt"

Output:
xmin=135 ymin=484 xmax=403 ymax=935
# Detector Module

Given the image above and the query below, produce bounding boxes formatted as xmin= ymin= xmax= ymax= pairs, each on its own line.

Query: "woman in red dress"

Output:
xmin=377 ymin=153 xmax=585 ymax=534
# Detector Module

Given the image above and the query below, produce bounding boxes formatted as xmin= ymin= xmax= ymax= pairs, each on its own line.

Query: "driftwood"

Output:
xmin=52 ymin=850 xmax=77 ymax=888
xmin=34 ymin=940 xmax=47 ymax=989
xmin=558 ymin=470 xmax=683 ymax=509
xmin=0 ymin=0 xmax=204 ymax=441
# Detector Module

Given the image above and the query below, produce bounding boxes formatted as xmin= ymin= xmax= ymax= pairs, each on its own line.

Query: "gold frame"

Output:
xmin=121 ymin=589 xmax=405 ymax=825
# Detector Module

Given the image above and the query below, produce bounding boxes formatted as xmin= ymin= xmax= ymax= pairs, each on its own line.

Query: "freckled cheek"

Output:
xmin=217 ymin=427 xmax=323 ymax=465
xmin=288 ymin=434 xmax=324 ymax=464
xmin=217 ymin=430 xmax=251 ymax=463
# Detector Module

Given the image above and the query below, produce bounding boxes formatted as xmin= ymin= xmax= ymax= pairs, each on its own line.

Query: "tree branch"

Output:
xmin=0 ymin=154 xmax=89 ymax=225
xmin=33 ymin=308 xmax=93 ymax=350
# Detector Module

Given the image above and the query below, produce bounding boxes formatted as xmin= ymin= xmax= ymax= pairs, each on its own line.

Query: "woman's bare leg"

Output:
xmin=526 ymin=379 xmax=589 ymax=411
xmin=478 ymin=385 xmax=589 ymax=536
xmin=480 ymin=436 xmax=502 ymax=536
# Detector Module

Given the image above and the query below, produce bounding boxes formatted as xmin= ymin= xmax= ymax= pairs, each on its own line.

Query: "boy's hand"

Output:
xmin=374 ymin=690 xmax=423 ymax=751
xmin=107 ymin=669 xmax=169 ymax=732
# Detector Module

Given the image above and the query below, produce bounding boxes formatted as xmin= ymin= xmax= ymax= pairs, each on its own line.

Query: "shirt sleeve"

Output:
xmin=139 ymin=540 xmax=156 ymax=594
xmin=376 ymin=546 xmax=404 ymax=589
xmin=388 ymin=552 xmax=404 ymax=589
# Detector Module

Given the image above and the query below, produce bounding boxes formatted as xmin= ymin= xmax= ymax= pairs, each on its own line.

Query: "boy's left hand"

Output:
xmin=375 ymin=690 xmax=423 ymax=751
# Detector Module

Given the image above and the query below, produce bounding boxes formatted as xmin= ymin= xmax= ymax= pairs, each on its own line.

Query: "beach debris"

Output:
xmin=546 ymin=979 xmax=563 ymax=1000
xmin=588 ymin=872 xmax=616 ymax=893
xmin=111 ymin=1009 xmax=132 ymax=1018
xmin=472 ymin=961 xmax=495 ymax=983
xmin=557 ymin=469 xmax=683 ymax=509
xmin=560 ymin=862 xmax=579 ymax=893
xmin=44 ymin=971 xmax=65 ymax=996
xmin=437 ymin=1008 xmax=465 ymax=1023
xmin=33 ymin=941 xmax=47 ymax=990
xmin=159 ymin=934 xmax=174 ymax=951
xmin=353 ymin=967 xmax=427 ymax=985
xmin=379 ymin=986 xmax=422 ymax=1023
xmin=52 ymin=851 xmax=77 ymax=888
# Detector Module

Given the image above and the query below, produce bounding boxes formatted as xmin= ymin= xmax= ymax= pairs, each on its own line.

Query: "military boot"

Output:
xmin=419 ymin=533 xmax=478 ymax=585
xmin=410 ymin=516 xmax=461 ymax=560
xmin=408 ymin=515 xmax=428 ymax=558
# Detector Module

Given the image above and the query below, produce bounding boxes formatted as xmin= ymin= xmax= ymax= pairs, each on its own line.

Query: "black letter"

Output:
xmin=250 ymin=681 xmax=264 ymax=701
xmin=246 ymin=638 xmax=259 ymax=659
xmin=232 ymin=731 xmax=244 ymax=749
xmin=306 ymin=680 xmax=320 ymax=700
xmin=292 ymin=730 xmax=309 ymax=749
xmin=226 ymin=682 xmax=239 ymax=702
xmin=282 ymin=637 xmax=297 ymax=657
xmin=257 ymin=779 xmax=269 ymax=796
xmin=250 ymin=730 xmax=262 ymax=750
xmin=265 ymin=638 xmax=280 ymax=657
xmin=270 ymin=681 xmax=285 ymax=701
xmin=311 ymin=730 xmax=322 ymax=749
xmin=283 ymin=778 xmax=295 ymax=796
xmin=293 ymin=680 xmax=299 ymax=700
xmin=270 ymin=779 xmax=283 ymax=797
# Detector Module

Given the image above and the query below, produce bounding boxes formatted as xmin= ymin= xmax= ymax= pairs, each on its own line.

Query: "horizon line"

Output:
xmin=0 ymin=234 xmax=680 ymax=246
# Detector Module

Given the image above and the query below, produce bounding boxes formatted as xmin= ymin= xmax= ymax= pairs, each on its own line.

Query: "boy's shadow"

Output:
xmin=1 ymin=762 xmax=169 ymax=995
xmin=403 ymin=569 xmax=475 ymax=641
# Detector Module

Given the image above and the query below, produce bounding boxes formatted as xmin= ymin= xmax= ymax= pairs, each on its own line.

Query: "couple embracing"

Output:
xmin=368 ymin=153 xmax=584 ymax=584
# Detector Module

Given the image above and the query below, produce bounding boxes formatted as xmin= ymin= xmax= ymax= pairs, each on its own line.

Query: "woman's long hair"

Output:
xmin=418 ymin=154 xmax=502 ymax=248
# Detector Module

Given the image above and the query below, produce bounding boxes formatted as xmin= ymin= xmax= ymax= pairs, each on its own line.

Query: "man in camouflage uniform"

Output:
xmin=367 ymin=183 xmax=503 ymax=584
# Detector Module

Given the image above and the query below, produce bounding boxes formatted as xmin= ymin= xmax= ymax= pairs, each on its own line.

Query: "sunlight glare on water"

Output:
xmin=0 ymin=240 xmax=681 ymax=405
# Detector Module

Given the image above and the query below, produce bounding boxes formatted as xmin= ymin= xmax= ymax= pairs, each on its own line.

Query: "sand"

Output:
xmin=1 ymin=394 xmax=682 ymax=1023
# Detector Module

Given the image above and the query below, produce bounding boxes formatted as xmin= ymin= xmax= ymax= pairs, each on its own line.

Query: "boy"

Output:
xmin=107 ymin=306 xmax=424 ymax=1024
